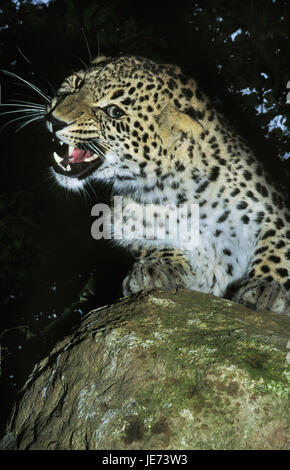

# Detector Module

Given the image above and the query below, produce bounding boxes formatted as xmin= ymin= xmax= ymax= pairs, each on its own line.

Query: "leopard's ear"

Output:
xmin=156 ymin=103 xmax=203 ymax=148
xmin=91 ymin=55 xmax=111 ymax=64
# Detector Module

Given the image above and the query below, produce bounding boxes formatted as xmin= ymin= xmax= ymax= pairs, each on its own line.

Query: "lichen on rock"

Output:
xmin=0 ymin=289 xmax=289 ymax=450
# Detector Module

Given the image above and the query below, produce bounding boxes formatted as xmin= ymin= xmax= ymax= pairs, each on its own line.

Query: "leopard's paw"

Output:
xmin=233 ymin=278 xmax=290 ymax=315
xmin=122 ymin=260 xmax=189 ymax=296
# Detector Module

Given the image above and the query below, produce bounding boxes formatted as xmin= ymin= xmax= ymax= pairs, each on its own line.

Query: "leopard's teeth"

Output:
xmin=53 ymin=152 xmax=71 ymax=171
xmin=53 ymin=151 xmax=63 ymax=164
xmin=69 ymin=145 xmax=74 ymax=155
xmin=85 ymin=153 xmax=98 ymax=162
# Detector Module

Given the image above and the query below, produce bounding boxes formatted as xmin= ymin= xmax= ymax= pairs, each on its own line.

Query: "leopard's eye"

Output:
xmin=105 ymin=105 xmax=124 ymax=119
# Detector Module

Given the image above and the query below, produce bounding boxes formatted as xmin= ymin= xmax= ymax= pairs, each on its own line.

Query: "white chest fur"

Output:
xmin=110 ymin=193 xmax=259 ymax=296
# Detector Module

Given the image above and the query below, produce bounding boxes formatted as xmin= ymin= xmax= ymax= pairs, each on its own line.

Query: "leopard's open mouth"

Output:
xmin=51 ymin=138 xmax=104 ymax=179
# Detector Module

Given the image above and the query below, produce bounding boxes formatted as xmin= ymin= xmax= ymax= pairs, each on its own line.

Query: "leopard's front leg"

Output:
xmin=122 ymin=248 xmax=195 ymax=295
xmin=233 ymin=231 xmax=290 ymax=315
xmin=233 ymin=278 xmax=289 ymax=315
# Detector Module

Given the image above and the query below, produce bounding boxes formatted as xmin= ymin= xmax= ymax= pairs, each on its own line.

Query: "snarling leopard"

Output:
xmin=45 ymin=55 xmax=290 ymax=315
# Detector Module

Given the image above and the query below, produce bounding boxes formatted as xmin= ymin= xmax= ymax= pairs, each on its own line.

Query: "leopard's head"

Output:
xmin=47 ymin=55 xmax=205 ymax=192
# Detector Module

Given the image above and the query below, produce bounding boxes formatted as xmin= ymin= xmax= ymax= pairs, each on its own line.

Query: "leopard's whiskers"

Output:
xmin=0 ymin=99 xmax=46 ymax=132
xmin=1 ymin=70 xmax=51 ymax=103
xmin=0 ymin=71 xmax=49 ymax=133
xmin=0 ymin=113 xmax=44 ymax=133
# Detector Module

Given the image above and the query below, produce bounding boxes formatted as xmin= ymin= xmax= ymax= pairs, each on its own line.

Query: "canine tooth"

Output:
xmin=85 ymin=154 xmax=98 ymax=162
xmin=69 ymin=145 xmax=74 ymax=155
xmin=53 ymin=151 xmax=63 ymax=163
xmin=66 ymin=164 xmax=71 ymax=172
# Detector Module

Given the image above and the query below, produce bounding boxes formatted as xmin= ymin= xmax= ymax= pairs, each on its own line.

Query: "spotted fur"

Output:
xmin=47 ymin=55 xmax=290 ymax=315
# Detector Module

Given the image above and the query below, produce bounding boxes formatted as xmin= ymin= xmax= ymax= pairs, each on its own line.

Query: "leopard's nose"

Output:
xmin=46 ymin=113 xmax=67 ymax=133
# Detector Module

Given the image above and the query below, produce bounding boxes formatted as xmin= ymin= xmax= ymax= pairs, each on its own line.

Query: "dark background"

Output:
xmin=0 ymin=0 xmax=289 ymax=436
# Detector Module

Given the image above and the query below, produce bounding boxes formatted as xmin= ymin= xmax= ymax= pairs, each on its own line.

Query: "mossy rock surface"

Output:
xmin=1 ymin=289 xmax=289 ymax=450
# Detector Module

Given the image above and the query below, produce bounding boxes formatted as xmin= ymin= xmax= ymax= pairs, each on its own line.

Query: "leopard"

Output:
xmin=44 ymin=54 xmax=290 ymax=315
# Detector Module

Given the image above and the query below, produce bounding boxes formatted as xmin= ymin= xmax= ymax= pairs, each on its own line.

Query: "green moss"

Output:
xmin=6 ymin=289 xmax=289 ymax=450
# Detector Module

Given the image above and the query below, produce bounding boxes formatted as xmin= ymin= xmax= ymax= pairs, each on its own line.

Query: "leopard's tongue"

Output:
xmin=68 ymin=147 xmax=94 ymax=163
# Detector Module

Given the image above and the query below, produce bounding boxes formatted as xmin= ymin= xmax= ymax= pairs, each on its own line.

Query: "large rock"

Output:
xmin=1 ymin=289 xmax=289 ymax=450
